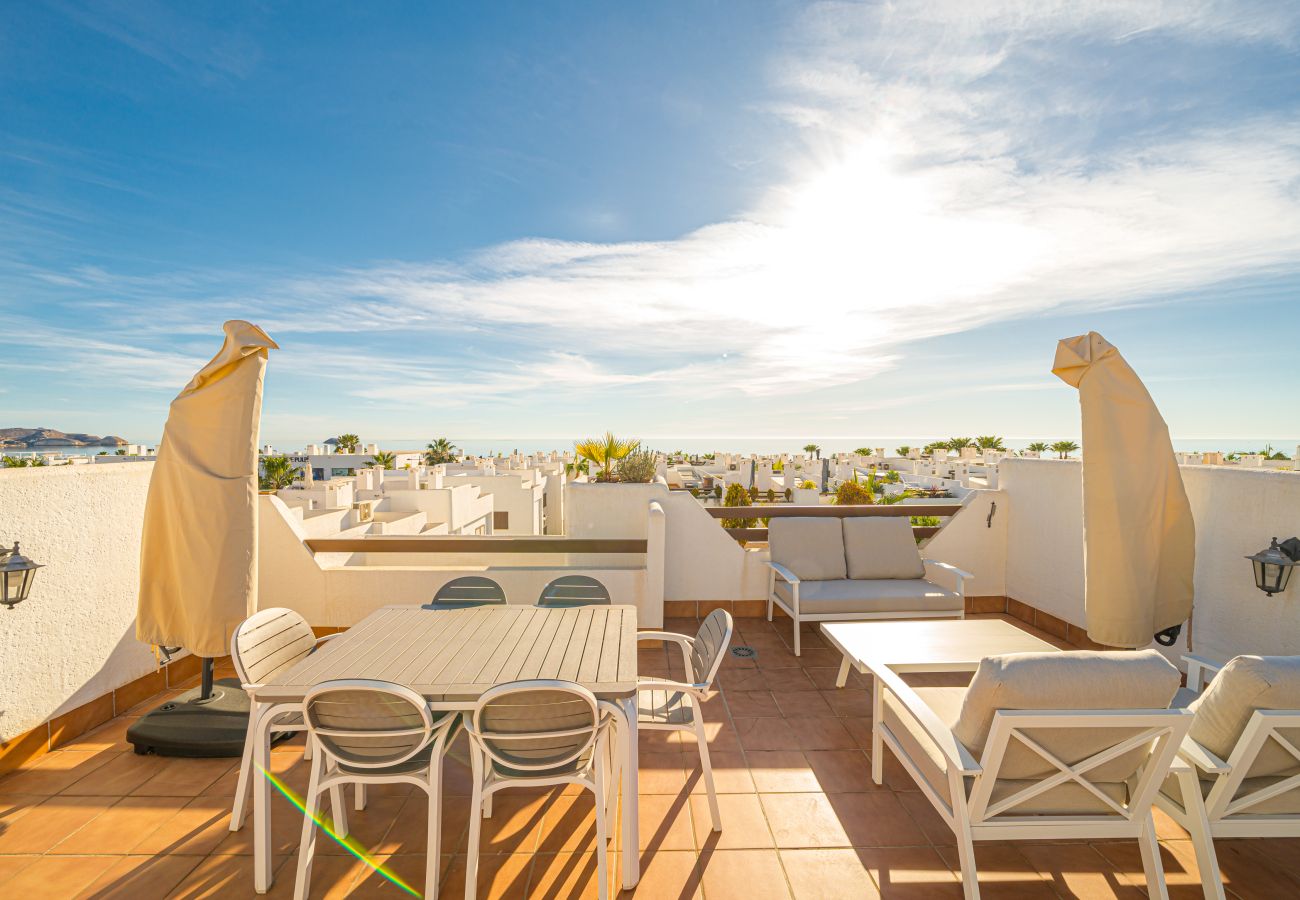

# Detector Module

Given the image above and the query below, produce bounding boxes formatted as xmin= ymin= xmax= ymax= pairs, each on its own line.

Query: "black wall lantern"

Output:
xmin=1247 ymin=537 xmax=1300 ymax=597
xmin=1 ymin=542 xmax=44 ymax=609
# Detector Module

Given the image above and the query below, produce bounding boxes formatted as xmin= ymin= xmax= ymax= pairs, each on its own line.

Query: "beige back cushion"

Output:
xmin=842 ymin=517 xmax=925 ymax=580
xmin=768 ymin=518 xmax=846 ymax=581
xmin=1188 ymin=655 xmax=1300 ymax=777
xmin=953 ymin=650 xmax=1180 ymax=780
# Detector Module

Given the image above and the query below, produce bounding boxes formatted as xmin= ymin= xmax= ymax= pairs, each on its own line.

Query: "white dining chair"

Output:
xmin=636 ymin=608 xmax=733 ymax=830
xmin=463 ymin=680 xmax=616 ymax=900
xmin=229 ymin=607 xmax=347 ymax=831
xmin=293 ymin=678 xmax=461 ymax=900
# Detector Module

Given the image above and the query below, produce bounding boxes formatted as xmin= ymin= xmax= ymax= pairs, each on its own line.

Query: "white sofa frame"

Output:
xmin=1154 ymin=654 xmax=1300 ymax=900
xmin=873 ymin=664 xmax=1192 ymax=900
xmin=767 ymin=558 xmax=972 ymax=655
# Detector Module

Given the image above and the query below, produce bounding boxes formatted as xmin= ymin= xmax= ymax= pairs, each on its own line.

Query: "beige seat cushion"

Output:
xmin=882 ymin=685 xmax=1130 ymax=815
xmin=842 ymin=517 xmax=925 ymax=580
xmin=772 ymin=578 xmax=962 ymax=615
xmin=952 ymin=650 xmax=1180 ymax=780
xmin=768 ymin=517 xmax=846 ymax=581
xmin=1188 ymin=655 xmax=1300 ymax=778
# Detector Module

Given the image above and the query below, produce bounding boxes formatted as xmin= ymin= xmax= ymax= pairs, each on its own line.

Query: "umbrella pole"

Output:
xmin=199 ymin=657 xmax=214 ymax=701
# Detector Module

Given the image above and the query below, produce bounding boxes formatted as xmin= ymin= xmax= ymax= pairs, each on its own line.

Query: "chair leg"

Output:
xmin=464 ymin=748 xmax=484 ymax=900
xmin=483 ymin=791 xmax=493 ymax=818
xmin=954 ymin=817 xmax=980 ymax=900
xmin=355 ymin=782 xmax=367 ymax=811
xmin=871 ymin=674 xmax=884 ymax=786
xmin=1176 ymin=770 xmax=1226 ymax=900
xmin=330 ymin=783 xmax=349 ymax=838
xmin=293 ymin=751 xmax=325 ymax=900
xmin=229 ymin=704 xmax=259 ymax=832
xmin=1138 ymin=812 xmax=1170 ymax=900
xmin=594 ymin=748 xmax=610 ymax=900
xmin=766 ymin=595 xmax=773 ymax=621
xmin=425 ymin=757 xmax=444 ymax=900
xmin=303 ymin=731 xmax=313 ymax=761
xmin=792 ymin=614 xmax=801 ymax=657
xmin=692 ymin=713 xmax=721 ymax=831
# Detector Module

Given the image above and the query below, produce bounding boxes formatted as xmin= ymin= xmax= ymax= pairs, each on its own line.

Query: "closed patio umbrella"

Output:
xmin=1052 ymin=331 xmax=1194 ymax=649
xmin=129 ymin=320 xmax=278 ymax=756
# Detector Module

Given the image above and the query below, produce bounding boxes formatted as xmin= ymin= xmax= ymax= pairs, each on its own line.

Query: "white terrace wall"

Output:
xmin=0 ymin=463 xmax=158 ymax=742
xmin=1000 ymin=458 xmax=1300 ymax=662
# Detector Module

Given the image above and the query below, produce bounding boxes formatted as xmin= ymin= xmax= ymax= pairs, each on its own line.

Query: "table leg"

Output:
xmin=835 ymin=654 xmax=852 ymax=689
xmin=619 ymin=696 xmax=640 ymax=889
xmin=254 ymin=702 xmax=291 ymax=893
xmin=870 ymin=671 xmax=884 ymax=786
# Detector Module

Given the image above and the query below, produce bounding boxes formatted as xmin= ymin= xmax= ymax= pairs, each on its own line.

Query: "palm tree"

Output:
xmin=423 ymin=437 xmax=457 ymax=465
xmin=259 ymin=455 xmax=302 ymax=490
xmin=1025 ymin=441 xmax=1049 ymax=454
xmin=894 ymin=445 xmax=911 ymax=456
xmin=334 ymin=433 xmax=360 ymax=453
xmin=574 ymin=432 xmax=639 ymax=482
xmin=853 ymin=447 xmax=872 ymax=456
xmin=975 ymin=435 xmax=1005 ymax=451
xmin=1050 ymin=440 xmax=1080 ymax=459
xmin=803 ymin=444 xmax=821 ymax=459
xmin=367 ymin=451 xmax=397 ymax=470
xmin=945 ymin=437 xmax=975 ymax=452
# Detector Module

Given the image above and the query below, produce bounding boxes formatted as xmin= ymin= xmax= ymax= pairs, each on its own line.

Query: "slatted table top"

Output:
xmin=822 ymin=618 xmax=1059 ymax=673
xmin=254 ymin=604 xmax=639 ymax=704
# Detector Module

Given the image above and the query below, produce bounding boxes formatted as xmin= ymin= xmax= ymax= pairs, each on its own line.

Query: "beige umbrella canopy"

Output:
xmin=137 ymin=320 xmax=279 ymax=658
xmin=1052 ymin=331 xmax=1195 ymax=649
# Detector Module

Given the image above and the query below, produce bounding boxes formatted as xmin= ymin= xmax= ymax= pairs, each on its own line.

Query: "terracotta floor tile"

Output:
xmin=686 ymin=750 xmax=755 ymax=795
xmin=620 ymin=849 xmax=701 ymax=899
xmin=934 ymin=842 xmax=1059 ymax=898
xmin=718 ymin=669 xmax=768 ymax=692
xmin=893 ymin=789 xmax=954 ymax=846
xmin=211 ymin=789 xmax=310 ymax=856
xmin=746 ymin=751 xmax=820 ymax=793
xmin=761 ymin=792 xmax=928 ymax=849
xmin=0 ymin=748 xmax=120 ymax=796
xmin=760 ymin=792 xmax=854 ymax=849
xmin=131 ymin=795 xmax=235 ymax=856
xmin=0 ymin=854 xmax=118 ymax=897
xmin=536 ymin=791 xmax=603 ymax=854
xmin=440 ymin=852 xmax=533 ymax=900
xmin=637 ymin=792 xmax=695 ymax=852
xmin=788 ymin=716 xmax=857 ymax=751
xmin=0 ymin=853 xmax=39 ymax=885
xmin=315 ymin=794 xmax=405 ymax=856
xmin=725 ymin=691 xmax=780 ymax=718
xmin=689 ymin=792 xmax=774 ymax=849
xmin=782 ymin=847 xmax=962 ymax=899
xmin=762 ymin=669 xmax=817 ymax=692
xmin=51 ymin=794 xmax=190 ymax=854
xmin=636 ymin=751 xmax=689 ymax=794
xmin=819 ymin=688 xmax=873 ymax=718
xmin=0 ymin=794 xmax=112 ymax=853
xmin=164 ymin=852 xmax=293 ymax=899
xmin=528 ymin=851 xmax=614 ymax=900
xmin=131 ymin=757 xmax=237 ymax=797
xmin=62 ymin=750 xmax=170 ymax=796
xmin=772 ymin=691 xmax=835 ymax=718
xmin=75 ymin=853 xmax=205 ymax=899
xmin=804 ymin=750 xmax=875 ymax=794
xmin=734 ymin=718 xmax=802 ymax=752
xmin=1015 ymin=841 xmax=1146 ymax=899
xmin=795 ymin=649 xmax=845 ymax=669
xmin=697 ymin=848 xmax=791 ymax=899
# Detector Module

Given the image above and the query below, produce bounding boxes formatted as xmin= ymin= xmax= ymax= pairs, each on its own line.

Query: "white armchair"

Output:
xmin=1155 ymin=654 xmax=1300 ymax=900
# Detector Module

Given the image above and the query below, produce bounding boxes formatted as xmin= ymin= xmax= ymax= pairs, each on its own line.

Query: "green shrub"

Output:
xmin=834 ymin=480 xmax=875 ymax=505
xmin=616 ymin=450 xmax=657 ymax=483
xmin=799 ymin=479 xmax=817 ymax=490
xmin=721 ymin=483 xmax=756 ymax=528
xmin=784 ymin=488 xmax=793 ymax=501
xmin=712 ymin=484 xmax=722 ymax=499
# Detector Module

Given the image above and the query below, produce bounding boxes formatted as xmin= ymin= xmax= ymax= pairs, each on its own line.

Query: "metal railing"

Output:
xmin=703 ymin=503 xmax=963 ymax=543
xmin=305 ymin=536 xmax=647 ymax=554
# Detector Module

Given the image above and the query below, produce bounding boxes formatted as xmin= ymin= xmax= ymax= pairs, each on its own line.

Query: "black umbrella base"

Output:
xmin=127 ymin=677 xmax=250 ymax=757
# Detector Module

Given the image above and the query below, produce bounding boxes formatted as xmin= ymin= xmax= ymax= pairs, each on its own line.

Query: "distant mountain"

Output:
xmin=0 ymin=427 xmax=127 ymax=448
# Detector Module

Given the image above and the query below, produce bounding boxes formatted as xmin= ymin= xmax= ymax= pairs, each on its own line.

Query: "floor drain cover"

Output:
xmin=731 ymin=646 xmax=757 ymax=659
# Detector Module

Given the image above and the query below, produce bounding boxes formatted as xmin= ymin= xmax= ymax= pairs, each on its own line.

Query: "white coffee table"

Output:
xmin=821 ymin=618 xmax=1061 ymax=783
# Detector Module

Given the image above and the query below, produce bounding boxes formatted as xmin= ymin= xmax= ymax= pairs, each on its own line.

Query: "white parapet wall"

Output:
xmin=999 ymin=458 xmax=1300 ymax=661
xmin=0 ymin=463 xmax=159 ymax=742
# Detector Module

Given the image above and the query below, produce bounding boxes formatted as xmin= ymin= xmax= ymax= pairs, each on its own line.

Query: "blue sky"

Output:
xmin=2 ymin=1 xmax=1299 ymax=447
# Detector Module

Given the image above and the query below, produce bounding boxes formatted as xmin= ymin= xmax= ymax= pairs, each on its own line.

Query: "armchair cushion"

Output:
xmin=772 ymin=578 xmax=961 ymax=615
xmin=768 ymin=517 xmax=846 ymax=581
xmin=843 ymin=517 xmax=925 ymax=580
xmin=952 ymin=650 xmax=1180 ymax=780
xmin=1187 ymin=655 xmax=1300 ymax=777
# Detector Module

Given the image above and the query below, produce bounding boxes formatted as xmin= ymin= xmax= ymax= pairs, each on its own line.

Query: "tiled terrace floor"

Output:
xmin=1 ymin=613 xmax=1298 ymax=899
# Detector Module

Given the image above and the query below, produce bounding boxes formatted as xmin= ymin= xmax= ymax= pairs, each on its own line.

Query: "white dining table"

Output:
xmin=248 ymin=604 xmax=642 ymax=892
